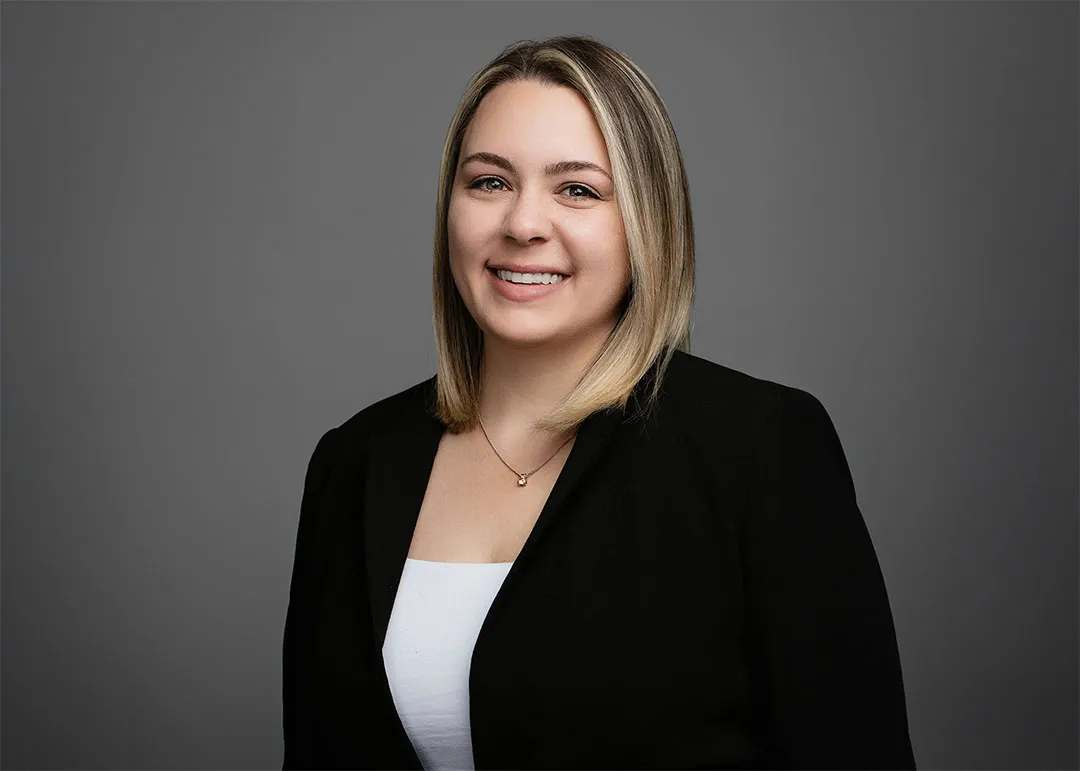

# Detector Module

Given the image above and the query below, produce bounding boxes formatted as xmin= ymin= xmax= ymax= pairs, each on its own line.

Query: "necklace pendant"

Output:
xmin=517 ymin=474 xmax=528 ymax=487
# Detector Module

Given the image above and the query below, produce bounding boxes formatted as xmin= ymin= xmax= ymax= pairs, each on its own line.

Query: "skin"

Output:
xmin=447 ymin=79 xmax=631 ymax=459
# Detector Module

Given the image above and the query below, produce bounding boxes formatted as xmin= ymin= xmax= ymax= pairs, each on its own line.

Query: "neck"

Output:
xmin=478 ymin=328 xmax=612 ymax=438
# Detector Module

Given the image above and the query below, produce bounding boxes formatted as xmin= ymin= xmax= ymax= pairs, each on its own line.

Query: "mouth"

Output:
xmin=487 ymin=267 xmax=571 ymax=285
xmin=486 ymin=266 xmax=571 ymax=301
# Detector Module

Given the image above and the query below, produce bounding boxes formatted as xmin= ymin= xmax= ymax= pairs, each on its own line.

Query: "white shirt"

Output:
xmin=382 ymin=558 xmax=514 ymax=771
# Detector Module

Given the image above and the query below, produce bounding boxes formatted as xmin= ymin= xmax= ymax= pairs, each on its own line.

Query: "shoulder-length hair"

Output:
xmin=432 ymin=35 xmax=695 ymax=435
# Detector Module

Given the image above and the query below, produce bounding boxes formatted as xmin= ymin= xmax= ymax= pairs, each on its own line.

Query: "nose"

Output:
xmin=502 ymin=187 xmax=552 ymax=245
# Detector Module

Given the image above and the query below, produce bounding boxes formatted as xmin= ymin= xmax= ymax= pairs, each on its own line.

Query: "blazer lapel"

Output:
xmin=363 ymin=362 xmax=661 ymax=651
xmin=509 ymin=403 xmax=625 ymax=565
xmin=363 ymin=376 xmax=445 ymax=652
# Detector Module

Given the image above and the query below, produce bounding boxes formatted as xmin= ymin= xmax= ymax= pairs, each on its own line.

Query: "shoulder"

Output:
xmin=305 ymin=374 xmax=437 ymax=470
xmin=660 ymin=349 xmax=832 ymax=430
xmin=654 ymin=350 xmax=847 ymax=473
xmin=659 ymin=352 xmax=858 ymax=523
xmin=664 ymin=352 xmax=855 ymax=497
xmin=336 ymin=374 xmax=437 ymax=438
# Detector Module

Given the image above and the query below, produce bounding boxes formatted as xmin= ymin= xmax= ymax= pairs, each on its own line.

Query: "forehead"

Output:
xmin=461 ymin=80 xmax=611 ymax=167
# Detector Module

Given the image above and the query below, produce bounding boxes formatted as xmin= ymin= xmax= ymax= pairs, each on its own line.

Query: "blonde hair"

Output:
xmin=432 ymin=35 xmax=695 ymax=434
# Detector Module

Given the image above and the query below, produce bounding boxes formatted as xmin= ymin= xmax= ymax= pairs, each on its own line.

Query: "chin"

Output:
xmin=483 ymin=320 xmax=566 ymax=348
xmin=492 ymin=331 xmax=563 ymax=349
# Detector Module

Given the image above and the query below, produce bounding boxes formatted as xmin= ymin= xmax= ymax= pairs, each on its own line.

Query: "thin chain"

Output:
xmin=477 ymin=417 xmax=575 ymax=484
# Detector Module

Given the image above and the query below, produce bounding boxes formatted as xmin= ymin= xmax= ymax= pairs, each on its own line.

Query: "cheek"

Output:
xmin=571 ymin=215 xmax=630 ymax=281
xmin=446 ymin=208 xmax=473 ymax=275
xmin=448 ymin=202 xmax=497 ymax=264
xmin=446 ymin=198 xmax=465 ymax=251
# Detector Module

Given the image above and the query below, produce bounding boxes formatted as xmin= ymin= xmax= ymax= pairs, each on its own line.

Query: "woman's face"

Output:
xmin=447 ymin=79 xmax=630 ymax=350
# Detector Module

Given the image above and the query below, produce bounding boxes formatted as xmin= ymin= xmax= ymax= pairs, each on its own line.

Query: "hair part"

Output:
xmin=432 ymin=35 xmax=695 ymax=435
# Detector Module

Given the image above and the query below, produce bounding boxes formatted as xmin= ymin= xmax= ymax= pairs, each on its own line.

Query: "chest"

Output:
xmin=386 ymin=438 xmax=753 ymax=768
xmin=406 ymin=431 xmax=575 ymax=564
xmin=332 ymin=411 xmax=762 ymax=767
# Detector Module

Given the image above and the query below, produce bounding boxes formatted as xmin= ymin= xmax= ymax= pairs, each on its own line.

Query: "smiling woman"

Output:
xmin=447 ymin=79 xmax=632 ymax=368
xmin=283 ymin=35 xmax=916 ymax=771
xmin=431 ymin=42 xmax=696 ymax=438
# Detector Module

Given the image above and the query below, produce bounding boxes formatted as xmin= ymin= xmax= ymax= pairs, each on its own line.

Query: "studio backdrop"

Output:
xmin=3 ymin=2 xmax=1077 ymax=769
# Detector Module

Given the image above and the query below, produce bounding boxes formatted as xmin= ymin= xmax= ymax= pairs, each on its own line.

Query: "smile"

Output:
xmin=487 ymin=267 xmax=571 ymax=300
xmin=494 ymin=269 xmax=568 ymax=285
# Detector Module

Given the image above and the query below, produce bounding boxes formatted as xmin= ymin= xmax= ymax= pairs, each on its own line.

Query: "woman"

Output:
xmin=283 ymin=35 xmax=916 ymax=771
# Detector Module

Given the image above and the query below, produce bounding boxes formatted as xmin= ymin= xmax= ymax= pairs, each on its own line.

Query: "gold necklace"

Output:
xmin=477 ymin=418 xmax=575 ymax=488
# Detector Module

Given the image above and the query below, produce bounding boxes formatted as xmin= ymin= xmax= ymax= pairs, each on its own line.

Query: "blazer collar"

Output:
xmin=361 ymin=361 xmax=663 ymax=650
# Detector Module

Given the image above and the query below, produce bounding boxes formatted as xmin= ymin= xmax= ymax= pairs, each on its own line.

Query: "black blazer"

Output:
xmin=282 ymin=349 xmax=917 ymax=770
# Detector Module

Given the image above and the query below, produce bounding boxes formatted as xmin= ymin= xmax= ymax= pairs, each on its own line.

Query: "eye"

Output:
xmin=465 ymin=176 xmax=601 ymax=201
xmin=466 ymin=176 xmax=507 ymax=193
xmin=562 ymin=183 xmax=600 ymax=201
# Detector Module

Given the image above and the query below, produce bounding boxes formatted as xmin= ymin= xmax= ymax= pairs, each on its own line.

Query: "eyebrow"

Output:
xmin=460 ymin=151 xmax=612 ymax=182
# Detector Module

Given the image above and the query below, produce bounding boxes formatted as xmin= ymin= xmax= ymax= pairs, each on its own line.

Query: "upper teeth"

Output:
xmin=496 ymin=270 xmax=566 ymax=285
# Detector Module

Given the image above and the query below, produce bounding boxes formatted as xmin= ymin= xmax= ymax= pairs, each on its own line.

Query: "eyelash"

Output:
xmin=467 ymin=176 xmax=600 ymax=201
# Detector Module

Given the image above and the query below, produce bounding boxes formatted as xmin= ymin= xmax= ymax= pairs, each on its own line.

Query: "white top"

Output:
xmin=382 ymin=557 xmax=514 ymax=771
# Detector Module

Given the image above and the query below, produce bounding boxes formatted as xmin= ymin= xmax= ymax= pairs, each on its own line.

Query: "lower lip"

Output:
xmin=488 ymin=268 xmax=570 ymax=301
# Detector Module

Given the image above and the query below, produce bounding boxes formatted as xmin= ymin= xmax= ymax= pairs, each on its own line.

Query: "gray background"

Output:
xmin=3 ymin=2 xmax=1077 ymax=769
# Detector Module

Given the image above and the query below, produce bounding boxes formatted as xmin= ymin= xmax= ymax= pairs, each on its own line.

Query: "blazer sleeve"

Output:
xmin=282 ymin=427 xmax=340 ymax=771
xmin=742 ymin=388 xmax=917 ymax=770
